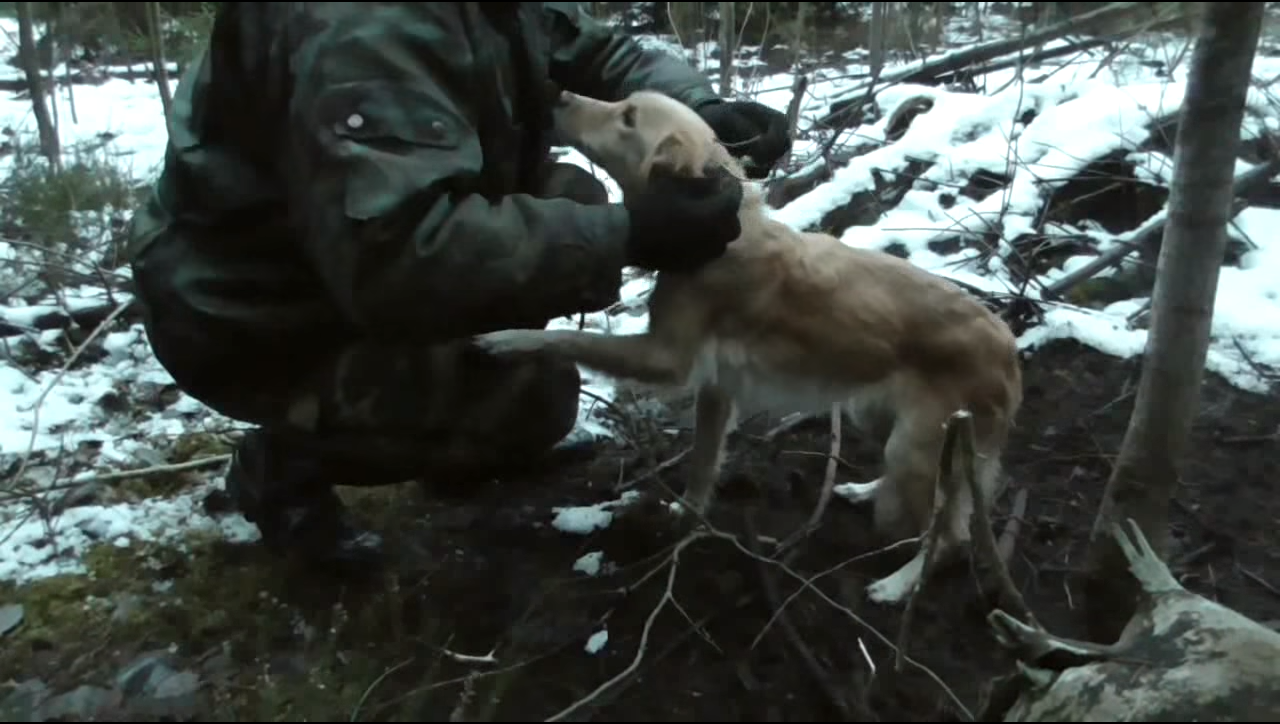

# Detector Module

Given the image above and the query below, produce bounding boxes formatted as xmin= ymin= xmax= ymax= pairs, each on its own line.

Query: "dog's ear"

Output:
xmin=646 ymin=132 xmax=700 ymax=180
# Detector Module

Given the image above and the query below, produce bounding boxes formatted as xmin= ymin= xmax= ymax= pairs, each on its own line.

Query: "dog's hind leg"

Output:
xmin=680 ymin=383 xmax=736 ymax=516
xmin=864 ymin=404 xmax=952 ymax=605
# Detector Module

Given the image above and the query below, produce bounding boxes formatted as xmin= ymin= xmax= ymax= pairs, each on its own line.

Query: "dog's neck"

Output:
xmin=710 ymin=146 xmax=768 ymax=218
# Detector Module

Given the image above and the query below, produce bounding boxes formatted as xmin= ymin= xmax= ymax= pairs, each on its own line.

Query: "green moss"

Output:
xmin=0 ymin=515 xmax=447 ymax=720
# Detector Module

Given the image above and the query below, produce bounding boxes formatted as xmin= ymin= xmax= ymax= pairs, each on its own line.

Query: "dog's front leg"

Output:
xmin=679 ymin=383 xmax=736 ymax=517
xmin=472 ymin=329 xmax=692 ymax=387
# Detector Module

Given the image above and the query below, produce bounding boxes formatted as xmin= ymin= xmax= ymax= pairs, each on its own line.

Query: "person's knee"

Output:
xmin=537 ymin=161 xmax=610 ymax=206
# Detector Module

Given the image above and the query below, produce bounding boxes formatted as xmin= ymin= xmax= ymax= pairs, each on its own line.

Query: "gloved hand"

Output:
xmin=623 ymin=164 xmax=744 ymax=273
xmin=697 ymin=100 xmax=793 ymax=180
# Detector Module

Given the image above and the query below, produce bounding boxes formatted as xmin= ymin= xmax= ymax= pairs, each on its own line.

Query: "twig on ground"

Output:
xmin=706 ymin=527 xmax=972 ymax=720
xmin=997 ymin=488 xmax=1029 ymax=567
xmin=953 ymin=411 xmax=1041 ymax=631
xmin=809 ymin=403 xmax=843 ymax=531
xmin=763 ymin=411 xmax=819 ymax=442
xmin=743 ymin=510 xmax=861 ymax=721
xmin=27 ymin=454 xmax=233 ymax=498
xmin=777 ymin=403 xmax=843 ymax=553
xmin=350 ymin=658 xmax=415 ymax=722
xmin=441 ymin=647 xmax=500 ymax=666
xmin=893 ymin=411 xmax=965 ymax=673
xmin=614 ymin=449 xmax=689 ymax=492
xmin=1237 ymin=563 xmax=1280 ymax=600
xmin=542 ymin=531 xmax=707 ymax=723
xmin=749 ymin=536 xmax=921 ymax=650
xmin=7 ymin=299 xmax=132 ymax=488
xmin=563 ymin=593 xmax=758 ymax=715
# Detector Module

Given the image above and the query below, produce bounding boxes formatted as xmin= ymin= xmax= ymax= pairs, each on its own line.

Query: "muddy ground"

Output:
xmin=2 ymin=337 xmax=1278 ymax=722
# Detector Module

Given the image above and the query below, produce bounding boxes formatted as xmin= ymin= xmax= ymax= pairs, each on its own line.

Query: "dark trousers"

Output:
xmin=135 ymin=162 xmax=610 ymax=519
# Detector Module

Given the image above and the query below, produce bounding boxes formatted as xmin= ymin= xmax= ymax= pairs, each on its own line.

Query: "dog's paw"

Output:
xmin=865 ymin=576 xmax=911 ymax=606
xmin=471 ymin=329 xmax=550 ymax=356
xmin=834 ymin=477 xmax=882 ymax=505
xmin=865 ymin=553 xmax=925 ymax=606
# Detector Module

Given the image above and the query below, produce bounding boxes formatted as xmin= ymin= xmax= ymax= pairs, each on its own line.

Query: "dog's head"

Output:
xmin=553 ymin=89 xmax=745 ymax=195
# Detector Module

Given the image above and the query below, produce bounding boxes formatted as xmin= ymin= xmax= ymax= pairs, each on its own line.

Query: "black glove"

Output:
xmin=623 ymin=164 xmax=744 ymax=273
xmin=697 ymin=100 xmax=792 ymax=179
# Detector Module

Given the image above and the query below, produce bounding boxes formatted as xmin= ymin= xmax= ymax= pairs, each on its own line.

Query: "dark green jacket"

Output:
xmin=128 ymin=2 xmax=720 ymax=345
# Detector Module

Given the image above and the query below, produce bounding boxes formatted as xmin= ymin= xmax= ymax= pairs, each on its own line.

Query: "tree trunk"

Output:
xmin=717 ymin=1 xmax=736 ymax=97
xmin=15 ymin=1 xmax=60 ymax=168
xmin=868 ymin=2 xmax=887 ymax=77
xmin=145 ymin=1 xmax=173 ymax=118
xmin=1078 ymin=1 xmax=1266 ymax=643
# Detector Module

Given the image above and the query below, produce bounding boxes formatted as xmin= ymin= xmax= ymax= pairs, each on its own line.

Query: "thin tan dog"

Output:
xmin=472 ymin=90 xmax=1024 ymax=605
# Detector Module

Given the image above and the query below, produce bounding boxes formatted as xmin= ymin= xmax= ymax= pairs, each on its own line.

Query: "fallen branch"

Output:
xmin=0 ymin=298 xmax=139 ymax=340
xmin=708 ymin=528 xmax=973 ymax=720
xmin=893 ymin=410 xmax=967 ymax=673
xmin=6 ymin=300 xmax=133 ymax=488
xmin=955 ymin=413 xmax=1040 ymax=631
xmin=542 ymin=531 xmax=706 ymax=723
xmin=743 ymin=510 xmax=861 ymax=721
xmin=997 ymin=488 xmax=1030 ymax=569
xmin=818 ymin=2 xmax=1165 ymax=128
xmin=778 ymin=403 xmax=843 ymax=553
xmin=1041 ymin=157 xmax=1280 ymax=301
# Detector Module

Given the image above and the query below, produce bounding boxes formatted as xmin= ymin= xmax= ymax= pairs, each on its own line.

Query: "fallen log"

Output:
xmin=1041 ymin=157 xmax=1280 ymax=301
xmin=0 ymin=298 xmax=138 ymax=340
xmin=0 ymin=67 xmax=156 ymax=95
xmin=981 ymin=518 xmax=1280 ymax=721
xmin=814 ymin=2 xmax=1168 ymax=131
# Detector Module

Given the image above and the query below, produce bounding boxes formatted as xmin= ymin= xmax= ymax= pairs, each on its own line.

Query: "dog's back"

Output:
xmin=651 ymin=209 xmax=1021 ymax=432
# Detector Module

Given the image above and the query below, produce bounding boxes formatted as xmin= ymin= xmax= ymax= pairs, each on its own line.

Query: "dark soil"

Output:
xmin=3 ymin=338 xmax=1278 ymax=722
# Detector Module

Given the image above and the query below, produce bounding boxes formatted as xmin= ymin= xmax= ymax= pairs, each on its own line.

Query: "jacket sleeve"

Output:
xmin=283 ymin=5 xmax=632 ymax=340
xmin=544 ymin=2 xmax=723 ymax=110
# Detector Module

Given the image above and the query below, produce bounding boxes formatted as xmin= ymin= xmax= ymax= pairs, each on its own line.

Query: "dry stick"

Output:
xmin=553 ymin=593 xmax=758 ymax=717
xmin=7 ymin=299 xmax=133 ymax=488
xmin=42 ymin=454 xmax=232 ymax=493
xmin=997 ymin=488 xmax=1029 ymax=567
xmin=809 ymin=403 xmax=843 ymax=531
xmin=749 ymin=536 xmax=922 ymax=651
xmin=350 ymin=658 xmax=415 ymax=722
xmin=778 ymin=403 xmax=844 ymax=554
xmin=892 ymin=412 xmax=966 ymax=673
xmin=1042 ymin=159 xmax=1279 ymax=301
xmin=743 ymin=510 xmax=860 ymax=721
xmin=614 ymin=449 xmax=688 ymax=492
xmin=823 ymin=1 xmax=1151 ymax=115
xmin=955 ymin=412 xmax=1041 ymax=631
xmin=710 ymin=527 xmax=973 ymax=721
xmin=763 ymin=411 xmax=816 ymax=442
xmin=542 ymin=532 xmax=706 ymax=723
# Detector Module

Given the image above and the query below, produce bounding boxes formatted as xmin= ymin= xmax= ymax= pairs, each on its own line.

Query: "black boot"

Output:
xmin=224 ymin=429 xmax=386 ymax=568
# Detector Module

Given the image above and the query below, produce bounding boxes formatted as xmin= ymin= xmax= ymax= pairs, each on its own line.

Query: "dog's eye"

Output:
xmin=621 ymin=106 xmax=637 ymax=128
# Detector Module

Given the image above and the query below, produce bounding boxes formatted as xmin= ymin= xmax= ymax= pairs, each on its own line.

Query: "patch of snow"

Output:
xmin=584 ymin=628 xmax=609 ymax=655
xmin=573 ymin=550 xmax=608 ymax=577
xmin=550 ymin=491 xmax=642 ymax=536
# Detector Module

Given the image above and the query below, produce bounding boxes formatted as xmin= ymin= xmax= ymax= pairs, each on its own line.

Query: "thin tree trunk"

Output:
xmin=15 ymin=1 xmax=60 ymax=169
xmin=145 ymin=1 xmax=173 ymax=117
xmin=1078 ymin=1 xmax=1266 ymax=643
xmin=717 ymin=1 xmax=736 ymax=97
xmin=869 ymin=2 xmax=887 ymax=77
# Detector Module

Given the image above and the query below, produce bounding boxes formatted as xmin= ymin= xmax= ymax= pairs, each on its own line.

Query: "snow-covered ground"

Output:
xmin=2 ymin=15 xmax=1279 ymax=585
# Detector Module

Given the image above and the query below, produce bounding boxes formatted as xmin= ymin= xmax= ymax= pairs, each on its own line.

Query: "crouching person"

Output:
xmin=124 ymin=2 xmax=792 ymax=568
